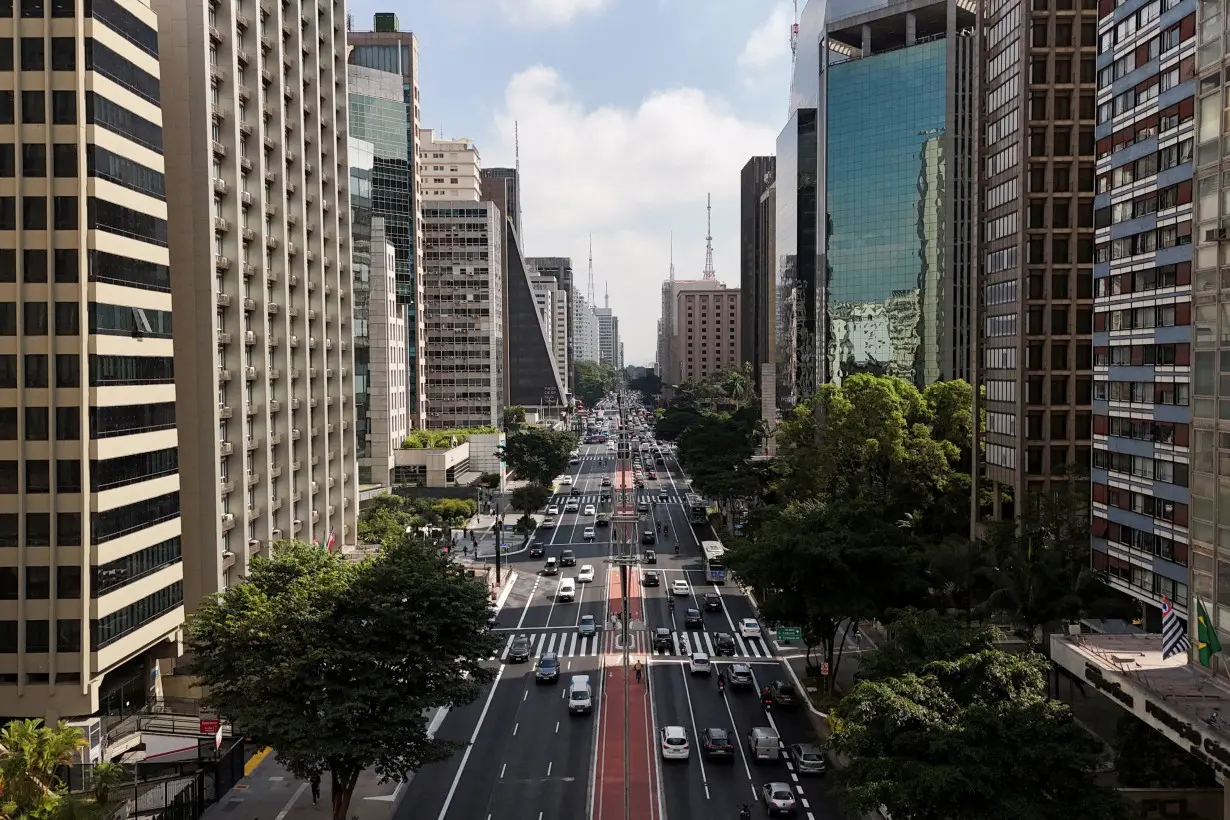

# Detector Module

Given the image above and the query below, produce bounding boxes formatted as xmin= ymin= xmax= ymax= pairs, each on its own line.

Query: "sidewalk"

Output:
xmin=202 ymin=751 xmax=402 ymax=820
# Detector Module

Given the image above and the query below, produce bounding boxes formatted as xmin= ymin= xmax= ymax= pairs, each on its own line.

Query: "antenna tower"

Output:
xmin=788 ymin=0 xmax=800 ymax=112
xmin=669 ymin=232 xmax=675 ymax=282
xmin=587 ymin=234 xmax=596 ymax=305
xmin=702 ymin=194 xmax=716 ymax=280
xmin=514 ymin=120 xmax=520 ymax=178
xmin=605 ymin=280 xmax=610 ymax=309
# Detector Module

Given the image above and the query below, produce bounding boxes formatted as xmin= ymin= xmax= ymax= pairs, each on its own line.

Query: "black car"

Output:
xmin=728 ymin=663 xmax=754 ymax=689
xmin=508 ymin=636 xmax=531 ymax=663
xmin=655 ymin=456 xmax=665 ymax=465
xmin=769 ymin=680 xmax=798 ymax=707
xmin=596 ymin=513 xmax=611 ymax=527
xmin=684 ymin=608 xmax=703 ymax=628
xmin=601 ymin=477 xmax=612 ymax=487
xmin=643 ymin=570 xmax=661 ymax=587
xmin=600 ymin=491 xmax=612 ymax=501
xmin=643 ymin=549 xmax=657 ymax=564
xmin=700 ymin=728 xmax=735 ymax=759
xmin=703 ymin=592 xmax=722 ymax=611
xmin=570 ymin=487 xmax=582 ymax=496
xmin=658 ymin=490 xmax=670 ymax=501
xmin=529 ymin=541 xmax=546 ymax=558
xmin=713 ymin=633 xmax=737 ymax=656
xmin=561 ymin=550 xmax=576 ymax=567
xmin=637 ymin=501 xmax=649 ymax=512
xmin=536 ymin=652 xmax=560 ymax=683
xmin=652 ymin=627 xmax=673 ymax=650
xmin=641 ymin=530 xmax=656 ymax=545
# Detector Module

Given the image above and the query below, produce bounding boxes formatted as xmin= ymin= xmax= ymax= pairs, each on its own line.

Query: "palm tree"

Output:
xmin=0 ymin=718 xmax=89 ymax=820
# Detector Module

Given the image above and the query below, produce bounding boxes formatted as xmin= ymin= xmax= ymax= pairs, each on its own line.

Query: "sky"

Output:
xmin=347 ymin=0 xmax=796 ymax=365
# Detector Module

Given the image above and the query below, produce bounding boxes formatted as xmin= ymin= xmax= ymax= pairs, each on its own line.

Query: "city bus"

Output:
xmin=686 ymin=493 xmax=708 ymax=525
xmin=701 ymin=540 xmax=728 ymax=584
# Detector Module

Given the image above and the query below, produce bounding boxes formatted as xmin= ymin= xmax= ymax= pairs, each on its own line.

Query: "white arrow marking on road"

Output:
xmin=363 ymin=781 xmax=404 ymax=803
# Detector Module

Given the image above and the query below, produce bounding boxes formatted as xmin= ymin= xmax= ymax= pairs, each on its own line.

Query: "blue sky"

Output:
xmin=348 ymin=0 xmax=795 ymax=365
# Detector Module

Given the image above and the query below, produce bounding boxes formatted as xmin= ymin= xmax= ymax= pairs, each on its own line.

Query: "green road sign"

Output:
xmin=775 ymin=627 xmax=802 ymax=642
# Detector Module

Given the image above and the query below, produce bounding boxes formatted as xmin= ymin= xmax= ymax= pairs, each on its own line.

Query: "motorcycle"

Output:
xmin=738 ymin=806 xmax=752 ymax=820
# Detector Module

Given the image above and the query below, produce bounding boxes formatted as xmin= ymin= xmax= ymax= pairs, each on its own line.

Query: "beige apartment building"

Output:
xmin=154 ymin=0 xmax=358 ymax=607
xmin=418 ymin=129 xmax=480 ymax=201
xmin=668 ymin=285 xmax=742 ymax=384
xmin=0 ymin=0 xmax=186 ymax=720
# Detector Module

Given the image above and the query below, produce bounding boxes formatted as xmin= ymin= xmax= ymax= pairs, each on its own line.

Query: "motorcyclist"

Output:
xmin=668 ymin=598 xmax=675 ymax=614
xmin=738 ymin=806 xmax=752 ymax=820
xmin=761 ymin=685 xmax=774 ymax=709
xmin=663 ymin=524 xmax=669 ymax=536
xmin=717 ymin=670 xmax=726 ymax=692
xmin=656 ymin=520 xmax=662 ymax=532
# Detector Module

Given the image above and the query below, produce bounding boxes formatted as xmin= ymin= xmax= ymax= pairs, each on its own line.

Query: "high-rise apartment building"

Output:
xmin=348 ymin=65 xmax=414 ymax=482
xmin=481 ymin=167 xmax=521 ymax=238
xmin=740 ymin=156 xmax=776 ymax=389
xmin=659 ymin=279 xmax=722 ymax=386
xmin=419 ymin=130 xmax=480 ymax=201
xmin=421 ymin=203 xmax=504 ymax=428
xmin=350 ymin=132 xmax=409 ymax=485
xmin=572 ymin=293 xmax=601 ymax=364
xmin=978 ymin=0 xmax=1099 ymax=521
xmin=527 ymin=256 xmax=574 ymax=394
xmin=531 ymin=272 xmax=570 ymax=391
xmin=155 ymin=0 xmax=358 ymax=603
xmin=347 ymin=15 xmax=425 ymax=424
xmin=820 ymin=0 xmax=976 ymax=390
xmin=0 ymin=0 xmax=185 ymax=719
xmin=597 ymin=299 xmax=621 ymax=370
xmin=668 ymin=286 xmax=742 ymax=383
xmin=1090 ymin=0 xmax=1196 ymax=625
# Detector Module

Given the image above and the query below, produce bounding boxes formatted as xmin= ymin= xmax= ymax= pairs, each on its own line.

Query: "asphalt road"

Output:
xmin=393 ymin=441 xmax=619 ymax=820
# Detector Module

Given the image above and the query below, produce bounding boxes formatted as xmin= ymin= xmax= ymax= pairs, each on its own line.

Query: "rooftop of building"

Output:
xmin=1051 ymin=632 xmax=1230 ymax=750
xmin=827 ymin=0 xmax=975 ymax=54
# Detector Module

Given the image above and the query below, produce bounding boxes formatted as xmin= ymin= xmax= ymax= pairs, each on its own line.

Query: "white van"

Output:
xmin=747 ymin=726 xmax=781 ymax=762
xmin=558 ymin=578 xmax=576 ymax=602
xmin=568 ymin=675 xmax=593 ymax=714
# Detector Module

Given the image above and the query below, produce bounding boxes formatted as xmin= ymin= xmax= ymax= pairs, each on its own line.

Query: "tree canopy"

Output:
xmin=502 ymin=427 xmax=578 ymax=486
xmin=625 ymin=370 xmax=662 ymax=397
xmin=509 ymin=483 xmax=552 ymax=519
xmin=828 ymin=650 xmax=1129 ymax=820
xmin=357 ymin=494 xmax=476 ymax=547
xmin=0 ymin=718 xmax=123 ymax=820
xmin=184 ymin=540 xmax=500 ymax=820
xmin=401 ymin=427 xmax=497 ymax=450
xmin=574 ymin=361 xmax=619 ymax=408
xmin=855 ymin=609 xmax=1001 ymax=683
xmin=503 ymin=406 xmax=526 ymax=431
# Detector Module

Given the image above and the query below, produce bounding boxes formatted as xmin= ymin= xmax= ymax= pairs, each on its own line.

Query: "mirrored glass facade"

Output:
xmin=826 ymin=39 xmax=948 ymax=385
xmin=775 ymin=109 xmax=819 ymax=407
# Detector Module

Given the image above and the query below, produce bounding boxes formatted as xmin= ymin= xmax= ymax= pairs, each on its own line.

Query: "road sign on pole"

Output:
xmin=775 ymin=626 xmax=803 ymax=642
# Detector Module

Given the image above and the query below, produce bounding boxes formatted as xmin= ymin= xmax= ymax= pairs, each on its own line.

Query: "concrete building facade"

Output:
xmin=669 ymin=286 xmax=742 ymax=383
xmin=977 ymin=0 xmax=1099 ymax=522
xmin=740 ymin=156 xmax=776 ymax=389
xmin=659 ymin=279 xmax=721 ymax=386
xmin=531 ymin=272 xmax=570 ymax=392
xmin=346 ymin=16 xmax=425 ymax=426
xmin=0 ymin=0 xmax=185 ymax=719
xmin=419 ymin=129 xmax=480 ymax=202
xmin=596 ymin=304 xmax=620 ymax=370
xmin=155 ymin=0 xmax=358 ymax=604
xmin=572 ymin=293 xmax=601 ymax=364
xmin=421 ymin=202 xmax=504 ymax=429
xmin=527 ymin=256 xmax=574 ymax=396
xmin=1090 ymin=0 xmax=1196 ymax=624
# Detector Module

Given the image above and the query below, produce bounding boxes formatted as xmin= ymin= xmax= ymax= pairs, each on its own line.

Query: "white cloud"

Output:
xmin=487 ymin=67 xmax=776 ymax=365
xmin=498 ymin=0 xmax=608 ymax=26
xmin=738 ymin=2 xmax=793 ymax=69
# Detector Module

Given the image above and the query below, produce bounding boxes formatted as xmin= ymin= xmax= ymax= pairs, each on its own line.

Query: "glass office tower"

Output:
xmin=827 ymin=39 xmax=948 ymax=383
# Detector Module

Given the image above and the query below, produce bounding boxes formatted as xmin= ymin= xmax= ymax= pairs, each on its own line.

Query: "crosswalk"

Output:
xmin=494 ymin=629 xmax=774 ymax=662
xmin=551 ymin=492 xmax=683 ymax=506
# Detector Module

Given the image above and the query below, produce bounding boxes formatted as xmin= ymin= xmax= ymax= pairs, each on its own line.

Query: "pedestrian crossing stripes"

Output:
xmin=494 ymin=629 xmax=773 ymax=662
xmin=550 ymin=492 xmax=682 ymax=506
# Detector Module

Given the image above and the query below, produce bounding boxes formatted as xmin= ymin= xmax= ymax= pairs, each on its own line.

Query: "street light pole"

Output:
xmin=494 ymin=502 xmax=503 ymax=585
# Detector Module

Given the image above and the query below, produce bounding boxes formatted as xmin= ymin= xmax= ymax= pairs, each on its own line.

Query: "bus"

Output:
xmin=701 ymin=540 xmax=728 ymax=584
xmin=686 ymin=493 xmax=708 ymax=525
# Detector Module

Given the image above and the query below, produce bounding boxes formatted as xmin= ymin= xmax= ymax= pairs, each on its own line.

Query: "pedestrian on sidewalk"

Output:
xmin=634 ymin=660 xmax=643 ymax=682
xmin=310 ymin=773 xmax=321 ymax=806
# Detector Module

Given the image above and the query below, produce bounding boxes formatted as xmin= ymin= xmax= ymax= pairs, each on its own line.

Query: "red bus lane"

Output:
xmin=593 ymin=567 xmax=626 ymax=820
xmin=626 ymin=563 xmax=658 ymax=820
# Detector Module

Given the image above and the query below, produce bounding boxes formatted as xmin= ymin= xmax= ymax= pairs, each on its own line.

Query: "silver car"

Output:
xmin=789 ymin=743 xmax=827 ymax=775
xmin=760 ymin=782 xmax=797 ymax=816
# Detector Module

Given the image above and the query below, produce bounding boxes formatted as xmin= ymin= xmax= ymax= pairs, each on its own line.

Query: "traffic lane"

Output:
xmin=545 ymin=561 xmax=606 ymax=628
xmin=394 ymin=666 xmax=518 ymax=820
xmin=649 ymin=661 xmax=715 ymax=820
xmin=493 ymin=659 xmax=600 ymax=820
xmin=746 ymin=664 xmax=846 ymax=820
xmin=680 ymin=659 xmax=763 ymax=809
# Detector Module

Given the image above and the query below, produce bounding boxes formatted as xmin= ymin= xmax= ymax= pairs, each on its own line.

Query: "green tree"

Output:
xmin=626 ymin=371 xmax=662 ymax=397
xmin=0 ymin=718 xmax=94 ymax=820
xmin=431 ymin=498 xmax=476 ymax=528
xmin=503 ymin=427 xmax=577 ymax=486
xmin=503 ymin=406 xmax=526 ymax=431
xmin=574 ymin=361 xmax=617 ymax=408
xmin=856 ymin=608 xmax=1000 ymax=682
xmin=1113 ymin=712 xmax=1217 ymax=789
xmin=357 ymin=494 xmax=417 ymax=547
xmin=509 ymin=483 xmax=552 ymax=521
xmin=828 ymin=650 xmax=1129 ymax=820
xmin=184 ymin=540 xmax=500 ymax=820
xmin=675 ymin=411 xmax=757 ymax=508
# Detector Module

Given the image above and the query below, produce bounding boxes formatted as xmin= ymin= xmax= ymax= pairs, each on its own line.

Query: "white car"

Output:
xmin=739 ymin=619 xmax=762 ymax=639
xmin=660 ymin=726 xmax=690 ymax=760
xmin=565 ymin=502 xmax=580 ymax=513
xmin=583 ymin=504 xmax=596 ymax=516
xmin=540 ymin=518 xmax=556 ymax=530
xmin=671 ymin=579 xmax=691 ymax=597
xmin=583 ymin=527 xmax=596 ymax=542
xmin=547 ymin=504 xmax=560 ymax=515
xmin=578 ymin=565 xmax=595 ymax=582
xmin=607 ymin=442 xmax=616 ymax=451
xmin=559 ymin=475 xmax=573 ymax=485
xmin=688 ymin=652 xmax=711 ymax=675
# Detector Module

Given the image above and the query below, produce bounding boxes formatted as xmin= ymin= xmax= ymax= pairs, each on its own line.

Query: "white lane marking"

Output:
xmin=498 ymin=635 xmax=514 ymax=663
xmin=555 ymin=721 xmax=560 ymax=734
xmin=436 ymin=664 xmax=506 ymax=820
xmin=702 ymin=632 xmax=715 ymax=655
xmin=515 ymin=575 xmax=540 ymax=631
xmin=734 ymin=634 xmax=750 ymax=656
xmin=534 ymin=633 xmax=547 ymax=657
xmin=273 ymin=783 xmax=308 ymax=820
xmin=522 ymin=690 xmax=527 ymax=702
xmin=715 ymin=658 xmax=758 ymax=798
xmin=546 ymin=761 xmax=553 ymax=776
xmin=677 ymin=663 xmax=710 ymax=799
xmin=513 ymin=723 xmax=519 ymax=736
xmin=499 ymin=763 xmax=506 ymax=779
xmin=671 ymin=632 xmax=681 ymax=655
xmin=574 ymin=576 xmax=588 ymax=626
